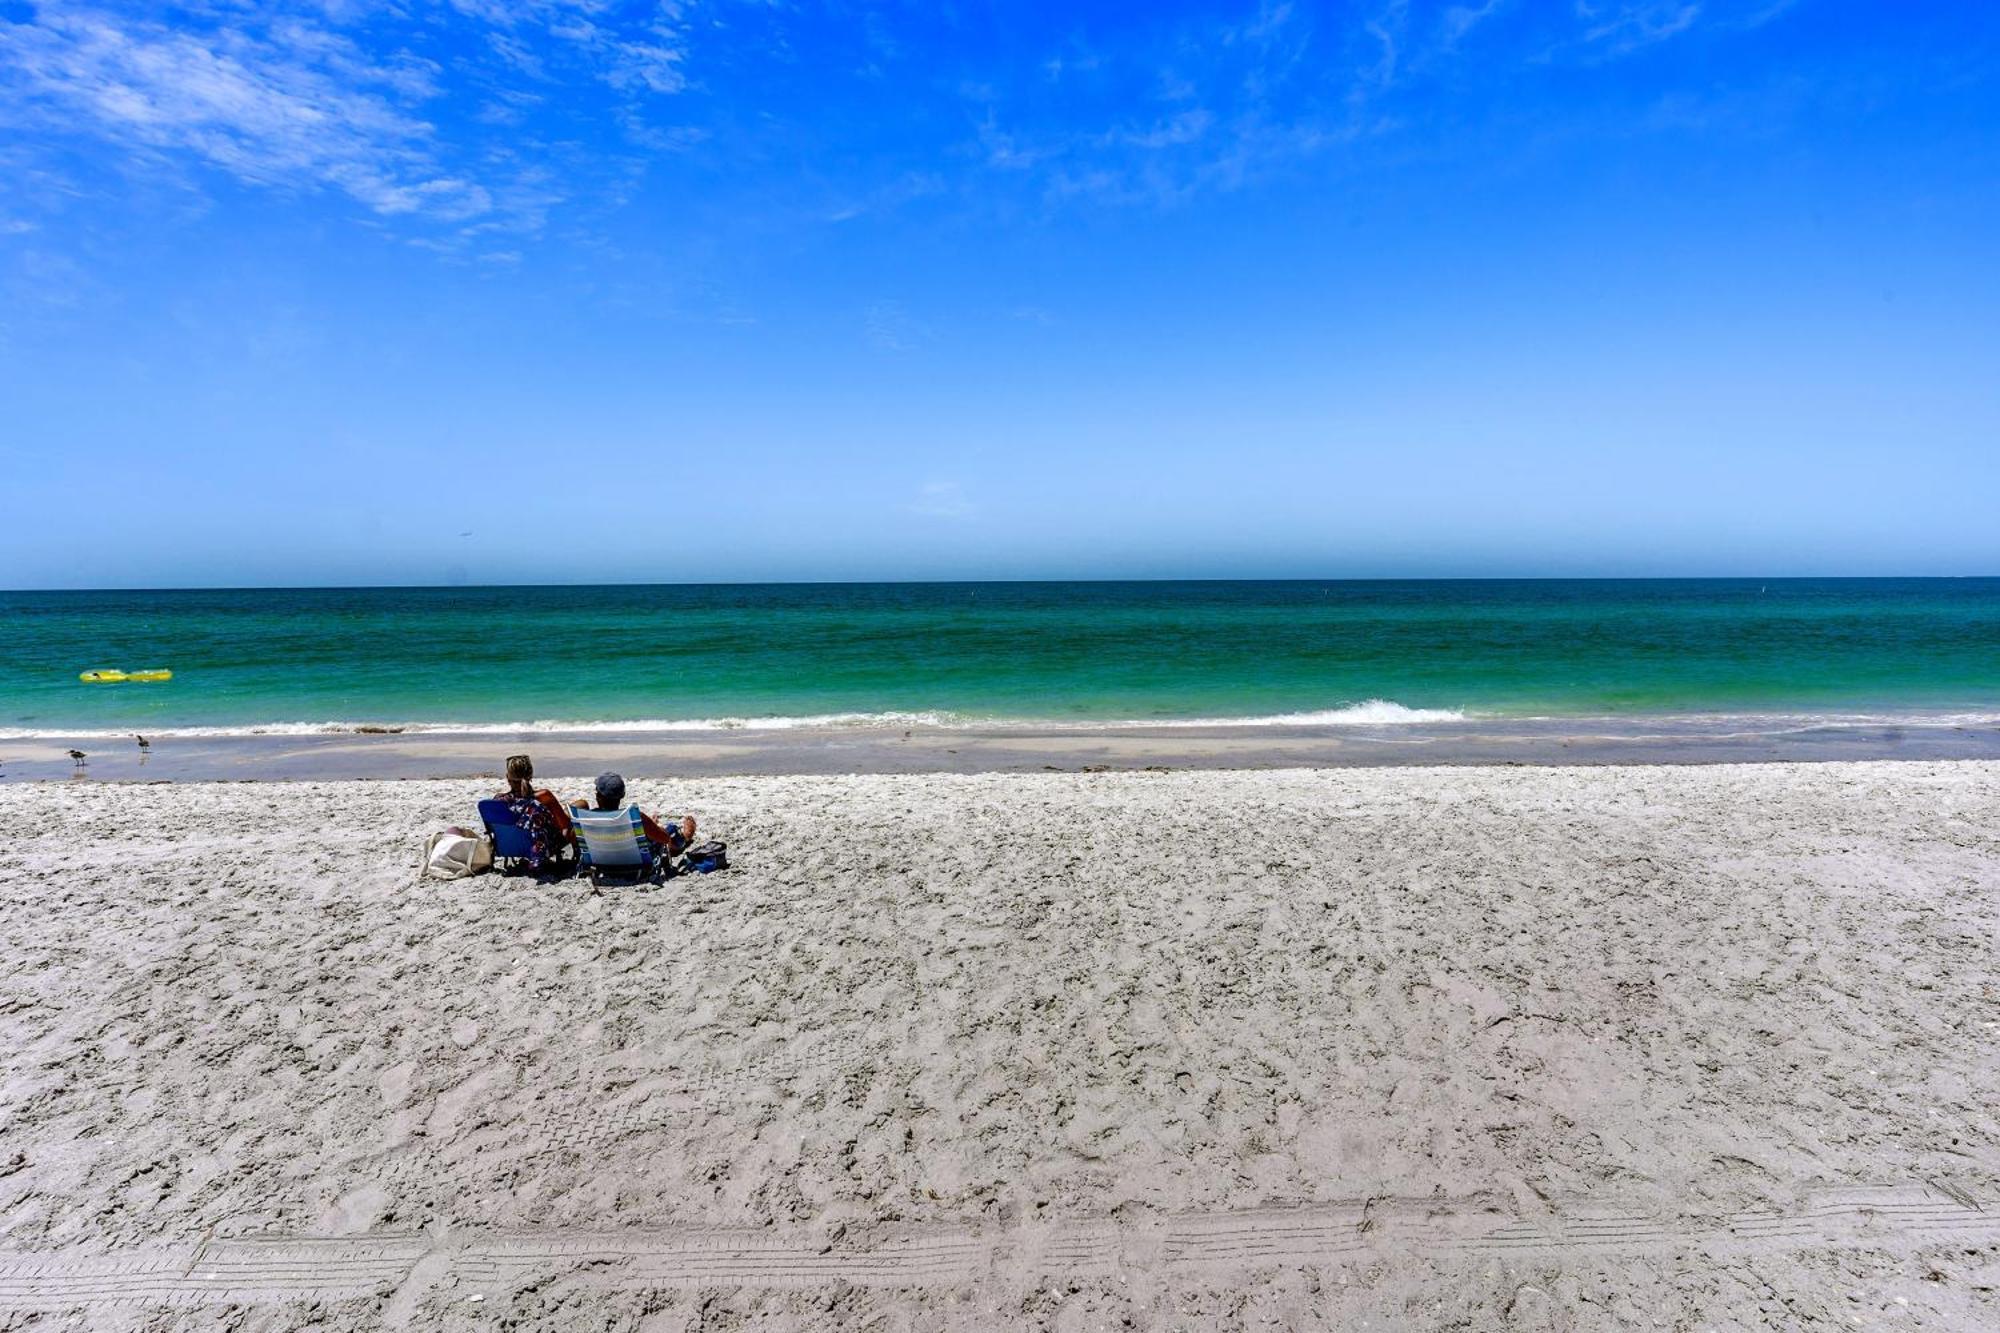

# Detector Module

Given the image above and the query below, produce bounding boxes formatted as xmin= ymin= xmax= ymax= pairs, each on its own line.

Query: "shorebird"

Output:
xmin=68 ymin=749 xmax=88 ymax=768
xmin=136 ymin=735 xmax=150 ymax=751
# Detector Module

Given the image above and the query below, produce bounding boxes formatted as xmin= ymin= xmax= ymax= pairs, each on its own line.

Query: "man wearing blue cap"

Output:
xmin=583 ymin=771 xmax=696 ymax=855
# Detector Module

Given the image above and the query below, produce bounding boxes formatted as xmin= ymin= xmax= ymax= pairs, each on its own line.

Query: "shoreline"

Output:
xmin=4 ymin=713 xmax=2000 ymax=781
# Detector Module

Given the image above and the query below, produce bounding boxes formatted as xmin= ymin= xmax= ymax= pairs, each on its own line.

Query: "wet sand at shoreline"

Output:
xmin=5 ymin=714 xmax=2000 ymax=783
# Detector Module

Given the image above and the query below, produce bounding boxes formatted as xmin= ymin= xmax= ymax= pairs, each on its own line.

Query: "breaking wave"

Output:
xmin=0 ymin=699 xmax=1472 ymax=739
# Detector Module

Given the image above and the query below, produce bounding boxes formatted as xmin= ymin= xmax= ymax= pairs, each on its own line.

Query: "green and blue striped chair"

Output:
xmin=567 ymin=804 xmax=664 ymax=887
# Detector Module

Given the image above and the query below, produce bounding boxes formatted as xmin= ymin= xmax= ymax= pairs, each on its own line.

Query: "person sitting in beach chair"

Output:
xmin=584 ymin=772 xmax=694 ymax=852
xmin=477 ymin=754 xmax=576 ymax=874
xmin=567 ymin=772 xmax=697 ymax=886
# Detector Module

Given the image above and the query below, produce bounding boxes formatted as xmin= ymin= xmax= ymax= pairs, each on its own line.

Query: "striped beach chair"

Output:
xmin=568 ymin=804 xmax=666 ymax=888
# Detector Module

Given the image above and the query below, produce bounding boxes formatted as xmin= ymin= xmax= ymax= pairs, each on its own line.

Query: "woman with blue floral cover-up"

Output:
xmin=496 ymin=754 xmax=576 ymax=871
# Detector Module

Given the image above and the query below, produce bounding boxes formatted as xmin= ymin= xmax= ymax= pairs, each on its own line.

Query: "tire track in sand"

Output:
xmin=1 ymin=1182 xmax=1992 ymax=1314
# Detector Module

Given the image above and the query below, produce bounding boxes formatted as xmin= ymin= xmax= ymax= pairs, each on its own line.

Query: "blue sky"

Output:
xmin=1 ymin=0 xmax=1995 ymax=587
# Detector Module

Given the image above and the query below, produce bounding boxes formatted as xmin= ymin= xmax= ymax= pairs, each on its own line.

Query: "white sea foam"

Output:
xmin=1132 ymin=700 xmax=1469 ymax=727
xmin=8 ymin=703 xmax=1996 ymax=744
xmin=0 ymin=713 xmax=969 ymax=740
xmin=479 ymin=711 xmax=975 ymax=734
xmin=0 ymin=701 xmax=1477 ymax=740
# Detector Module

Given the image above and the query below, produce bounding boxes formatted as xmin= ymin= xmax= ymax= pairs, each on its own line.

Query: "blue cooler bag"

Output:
xmin=683 ymin=840 xmax=728 ymax=873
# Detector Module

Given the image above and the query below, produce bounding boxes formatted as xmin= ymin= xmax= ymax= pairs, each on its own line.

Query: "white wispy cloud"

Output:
xmin=607 ymin=38 xmax=687 ymax=95
xmin=1575 ymin=1 xmax=1705 ymax=53
xmin=0 ymin=0 xmax=695 ymax=240
xmin=1440 ymin=0 xmax=1509 ymax=47
xmin=1103 ymin=107 xmax=1214 ymax=151
xmin=1739 ymin=0 xmax=1804 ymax=27
xmin=1360 ymin=0 xmax=1411 ymax=95
xmin=0 ymin=8 xmax=461 ymax=216
xmin=0 ymin=0 xmax=1816 ymax=252
xmin=450 ymin=0 xmax=694 ymax=96
xmin=951 ymin=0 xmax=1780 ymax=214
xmin=821 ymin=170 xmax=944 ymax=224
xmin=1237 ymin=1 xmax=1296 ymax=46
xmin=960 ymin=3 xmax=1362 ymax=211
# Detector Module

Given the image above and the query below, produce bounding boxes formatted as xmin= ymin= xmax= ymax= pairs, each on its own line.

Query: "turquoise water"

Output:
xmin=3 ymin=580 xmax=1998 ymax=735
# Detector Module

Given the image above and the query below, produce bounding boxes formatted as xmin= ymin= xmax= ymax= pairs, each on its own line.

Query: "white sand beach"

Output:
xmin=3 ymin=761 xmax=1998 ymax=1329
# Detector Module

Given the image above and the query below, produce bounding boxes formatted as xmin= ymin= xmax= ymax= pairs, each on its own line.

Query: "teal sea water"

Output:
xmin=3 ymin=580 xmax=1998 ymax=736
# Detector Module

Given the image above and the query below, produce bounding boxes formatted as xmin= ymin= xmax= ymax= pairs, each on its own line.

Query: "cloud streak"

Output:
xmin=0 ymin=0 xmax=1821 ymax=254
xmin=1576 ymin=1 xmax=1705 ymax=53
xmin=0 ymin=9 xmax=466 ymax=216
xmin=948 ymin=0 xmax=1799 ymax=212
xmin=0 ymin=0 xmax=696 ymax=240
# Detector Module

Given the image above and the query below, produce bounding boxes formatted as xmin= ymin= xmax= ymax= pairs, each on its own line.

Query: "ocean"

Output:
xmin=3 ymin=579 xmax=1998 ymax=737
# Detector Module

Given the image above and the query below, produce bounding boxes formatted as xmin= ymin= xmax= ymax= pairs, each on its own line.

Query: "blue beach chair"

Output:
xmin=477 ymin=798 xmax=544 ymax=875
xmin=568 ymin=804 xmax=668 ymax=888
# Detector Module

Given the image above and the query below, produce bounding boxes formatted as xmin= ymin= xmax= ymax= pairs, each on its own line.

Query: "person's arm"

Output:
xmin=637 ymin=810 xmax=683 ymax=851
xmin=536 ymin=789 xmax=572 ymax=836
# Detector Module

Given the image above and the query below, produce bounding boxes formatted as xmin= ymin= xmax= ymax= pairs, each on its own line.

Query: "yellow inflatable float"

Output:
xmin=79 ymin=668 xmax=173 ymax=683
xmin=79 ymin=669 xmax=127 ymax=683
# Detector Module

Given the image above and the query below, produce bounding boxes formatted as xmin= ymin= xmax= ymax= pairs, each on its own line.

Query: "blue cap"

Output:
xmin=594 ymin=772 xmax=626 ymax=806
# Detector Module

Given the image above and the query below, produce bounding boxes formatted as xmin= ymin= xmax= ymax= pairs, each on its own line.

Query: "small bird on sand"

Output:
xmin=69 ymin=749 xmax=87 ymax=768
xmin=136 ymin=735 xmax=149 ymax=751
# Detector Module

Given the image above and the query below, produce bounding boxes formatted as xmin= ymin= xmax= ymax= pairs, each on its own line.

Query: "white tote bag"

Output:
xmin=421 ymin=830 xmax=494 ymax=880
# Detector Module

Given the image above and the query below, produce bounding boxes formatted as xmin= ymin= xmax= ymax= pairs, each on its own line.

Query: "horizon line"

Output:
xmin=6 ymin=573 xmax=2000 ymax=595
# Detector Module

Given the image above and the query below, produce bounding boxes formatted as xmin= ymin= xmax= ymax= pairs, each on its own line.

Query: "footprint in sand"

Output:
xmin=315 ymin=1181 xmax=391 ymax=1235
xmin=428 ymin=1064 xmax=513 ymax=1140
xmin=378 ymin=1061 xmax=417 ymax=1110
